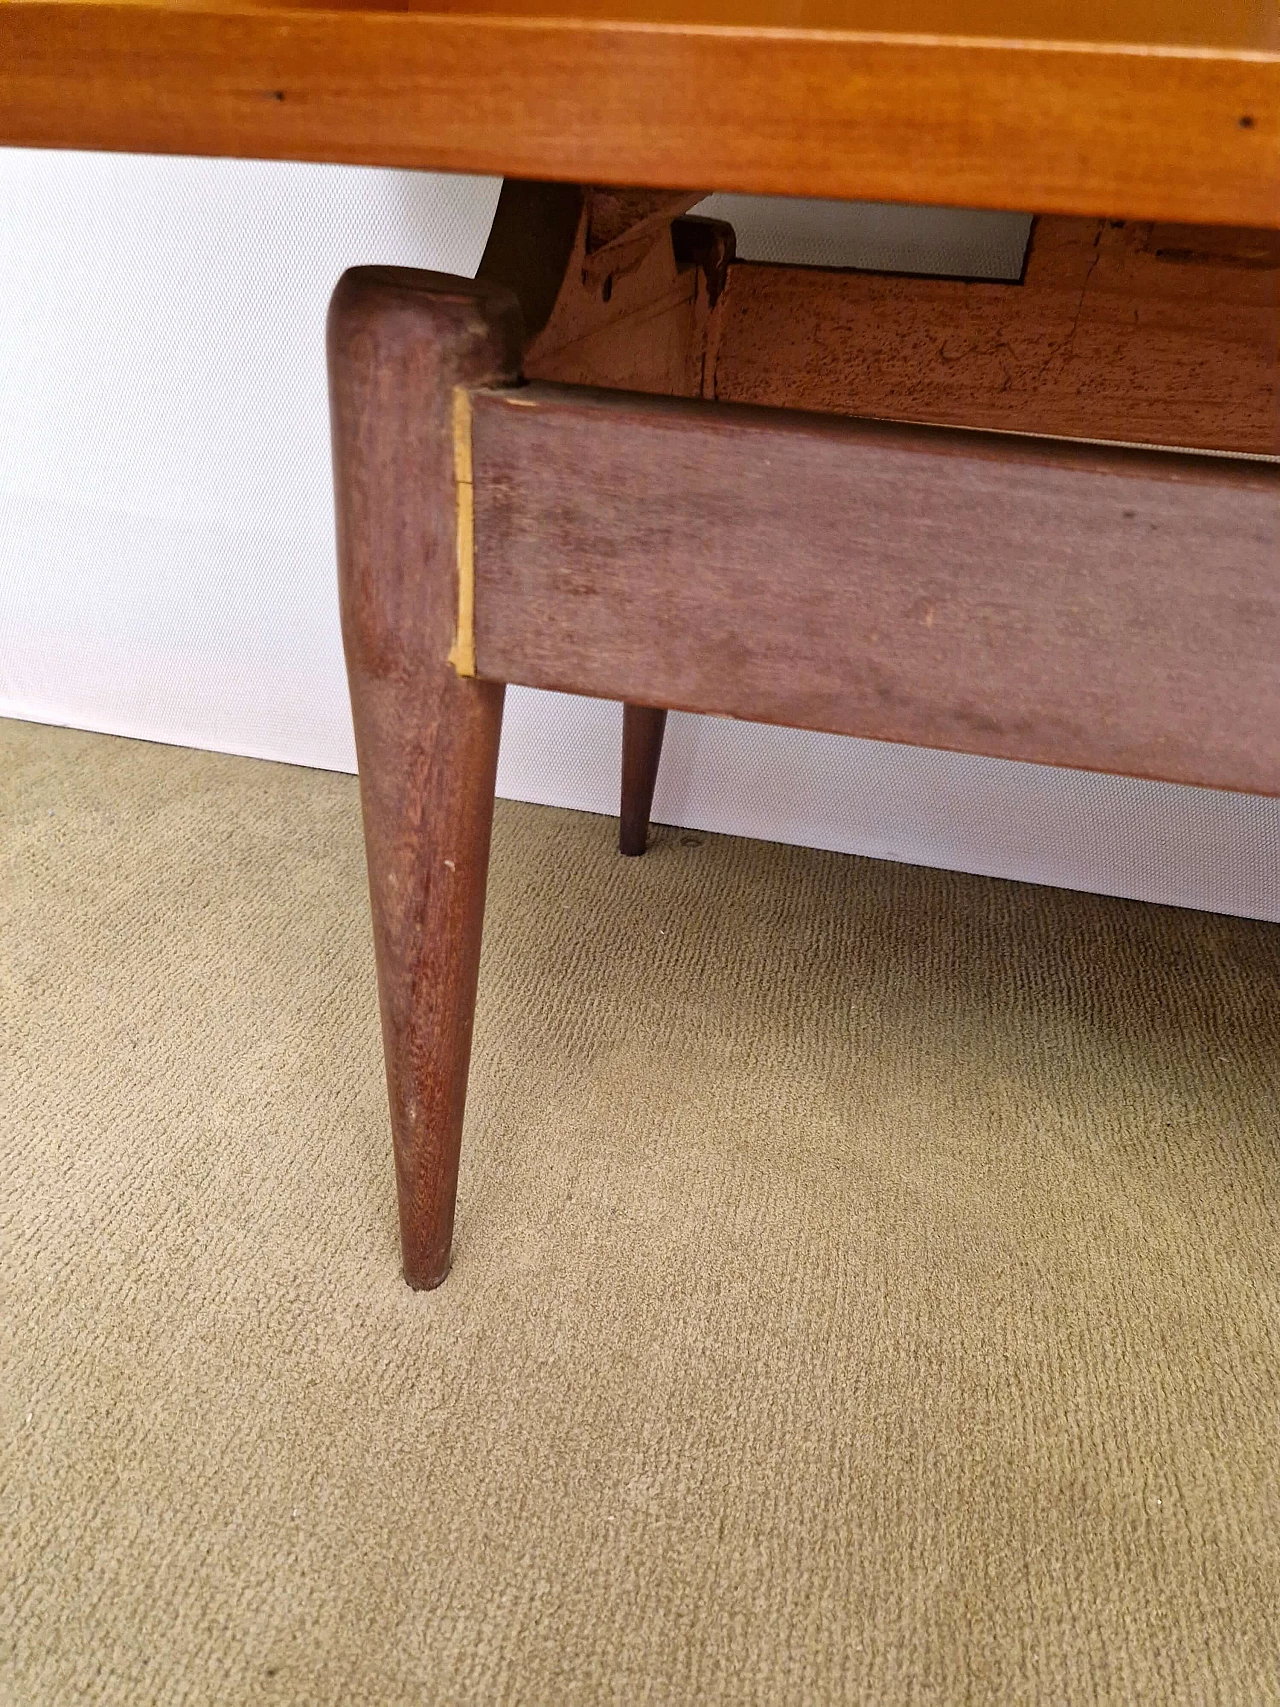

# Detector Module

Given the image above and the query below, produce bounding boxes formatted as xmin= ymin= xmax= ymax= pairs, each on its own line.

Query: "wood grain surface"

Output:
xmin=3 ymin=1 xmax=1277 ymax=225
xmin=505 ymin=186 xmax=733 ymax=853
xmin=470 ymin=383 xmax=1280 ymax=796
xmin=711 ymin=218 xmax=1280 ymax=455
xmin=328 ymin=266 xmax=522 ymax=1289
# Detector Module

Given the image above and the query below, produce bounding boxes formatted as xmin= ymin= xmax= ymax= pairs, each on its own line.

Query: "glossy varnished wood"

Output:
xmin=328 ymin=266 xmax=522 ymax=1289
xmin=470 ymin=383 xmax=1280 ymax=795
xmin=2 ymin=1 xmax=1277 ymax=226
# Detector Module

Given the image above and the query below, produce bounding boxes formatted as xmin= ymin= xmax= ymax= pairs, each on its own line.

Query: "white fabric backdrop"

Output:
xmin=2 ymin=148 xmax=1276 ymax=920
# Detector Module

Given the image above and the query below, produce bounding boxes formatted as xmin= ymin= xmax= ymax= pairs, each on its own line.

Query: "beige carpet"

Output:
xmin=2 ymin=717 xmax=1277 ymax=1704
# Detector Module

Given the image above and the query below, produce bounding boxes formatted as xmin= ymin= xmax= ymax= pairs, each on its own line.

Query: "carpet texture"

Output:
xmin=2 ymin=718 xmax=1278 ymax=1704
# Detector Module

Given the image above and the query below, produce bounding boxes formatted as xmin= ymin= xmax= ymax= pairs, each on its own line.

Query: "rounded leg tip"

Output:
xmin=402 ymin=1249 xmax=451 ymax=1291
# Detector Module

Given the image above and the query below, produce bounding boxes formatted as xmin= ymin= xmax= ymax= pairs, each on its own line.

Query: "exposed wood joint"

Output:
xmin=523 ymin=187 xmax=732 ymax=404
xmin=583 ymin=188 xmax=704 ymax=267
xmin=447 ymin=386 xmax=476 ymax=678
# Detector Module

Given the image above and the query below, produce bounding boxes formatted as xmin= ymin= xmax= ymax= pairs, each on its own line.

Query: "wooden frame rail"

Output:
xmin=467 ymin=384 xmax=1280 ymax=796
xmin=513 ymin=195 xmax=1280 ymax=461
xmin=329 ymin=264 xmax=1279 ymax=1286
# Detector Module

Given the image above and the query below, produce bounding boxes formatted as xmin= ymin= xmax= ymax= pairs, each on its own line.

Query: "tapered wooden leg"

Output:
xmin=328 ymin=266 xmax=523 ymax=1289
xmin=620 ymin=703 xmax=668 ymax=856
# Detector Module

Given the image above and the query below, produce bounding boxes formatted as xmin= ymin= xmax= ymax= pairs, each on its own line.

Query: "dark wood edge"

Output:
xmin=475 ymin=381 xmax=1280 ymax=490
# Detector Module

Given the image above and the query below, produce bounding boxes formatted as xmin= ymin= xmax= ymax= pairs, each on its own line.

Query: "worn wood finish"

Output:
xmin=4 ymin=2 xmax=1278 ymax=227
xmin=522 ymin=194 xmax=702 ymax=852
xmin=470 ymin=383 xmax=1280 ymax=796
xmin=475 ymin=179 xmax=586 ymax=346
xmin=522 ymin=204 xmax=730 ymax=401
xmin=328 ymin=267 xmax=522 ymax=1290
xmin=712 ymin=217 xmax=1280 ymax=456
xmin=620 ymin=706 xmax=669 ymax=856
xmin=512 ymin=189 xmax=734 ymax=852
xmin=494 ymin=194 xmax=1280 ymax=851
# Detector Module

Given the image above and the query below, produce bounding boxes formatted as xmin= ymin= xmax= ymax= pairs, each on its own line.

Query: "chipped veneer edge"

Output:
xmin=448 ymin=385 xmax=476 ymax=677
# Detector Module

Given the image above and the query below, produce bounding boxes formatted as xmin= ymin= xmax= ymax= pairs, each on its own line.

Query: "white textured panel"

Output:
xmin=0 ymin=150 xmax=500 ymax=769
xmin=0 ymin=491 xmax=355 ymax=764
xmin=691 ymin=194 xmax=1032 ymax=279
xmin=3 ymin=151 xmax=1275 ymax=921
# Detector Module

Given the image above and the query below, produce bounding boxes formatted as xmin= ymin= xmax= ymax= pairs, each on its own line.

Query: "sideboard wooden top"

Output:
xmin=2 ymin=0 xmax=1277 ymax=224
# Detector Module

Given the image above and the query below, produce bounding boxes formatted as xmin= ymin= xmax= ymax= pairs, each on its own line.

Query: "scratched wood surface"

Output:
xmin=496 ymin=186 xmax=733 ymax=854
xmin=520 ymin=199 xmax=732 ymax=399
xmin=710 ymin=218 xmax=1280 ymax=455
xmin=484 ymin=195 xmax=1280 ymax=458
xmin=329 ymin=266 xmax=522 ymax=1288
xmin=469 ymin=383 xmax=1280 ymax=795
xmin=2 ymin=1 xmax=1276 ymax=225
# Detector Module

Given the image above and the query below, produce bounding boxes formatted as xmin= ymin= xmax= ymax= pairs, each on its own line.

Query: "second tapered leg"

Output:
xmin=620 ymin=703 xmax=668 ymax=856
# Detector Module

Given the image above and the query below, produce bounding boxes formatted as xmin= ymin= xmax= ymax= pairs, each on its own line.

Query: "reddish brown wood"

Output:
xmin=711 ymin=217 xmax=1280 ymax=456
xmin=620 ymin=706 xmax=669 ymax=855
xmin=326 ymin=215 xmax=1280 ymax=1286
xmin=328 ymin=267 xmax=522 ymax=1289
xmin=485 ymin=192 xmax=1280 ymax=854
xmin=470 ymin=382 xmax=1280 ymax=796
xmin=511 ymin=190 xmax=732 ymax=853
